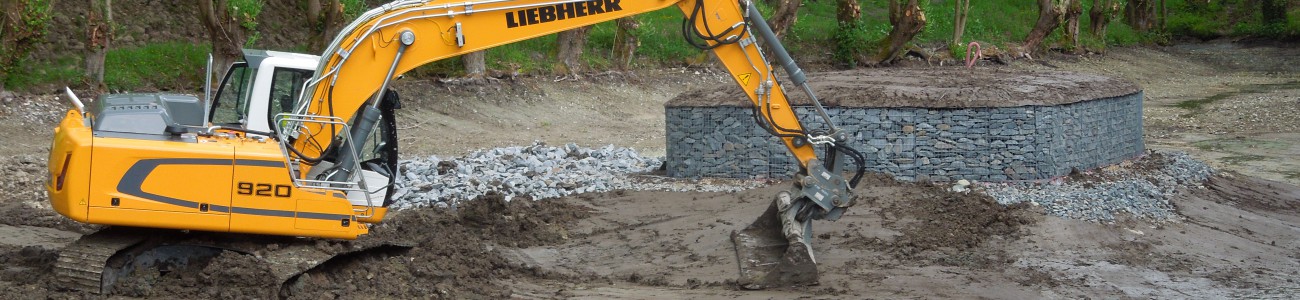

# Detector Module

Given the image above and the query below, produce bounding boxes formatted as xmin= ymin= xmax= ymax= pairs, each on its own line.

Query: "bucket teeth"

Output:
xmin=732 ymin=194 xmax=819 ymax=290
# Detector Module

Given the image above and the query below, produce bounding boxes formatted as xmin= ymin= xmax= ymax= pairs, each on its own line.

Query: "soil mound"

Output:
xmin=283 ymin=193 xmax=592 ymax=299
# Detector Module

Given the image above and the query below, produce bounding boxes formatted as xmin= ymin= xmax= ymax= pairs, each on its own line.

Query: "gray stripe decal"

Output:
xmin=117 ymin=158 xmax=346 ymax=221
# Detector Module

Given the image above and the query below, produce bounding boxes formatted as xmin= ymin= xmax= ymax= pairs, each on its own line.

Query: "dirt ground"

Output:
xmin=0 ymin=41 xmax=1298 ymax=298
xmin=668 ymin=67 xmax=1141 ymax=108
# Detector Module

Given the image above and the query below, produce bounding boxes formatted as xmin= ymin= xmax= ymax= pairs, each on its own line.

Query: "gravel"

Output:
xmin=391 ymin=142 xmax=768 ymax=209
xmin=393 ymin=142 xmax=1217 ymax=224
xmin=979 ymin=150 xmax=1216 ymax=222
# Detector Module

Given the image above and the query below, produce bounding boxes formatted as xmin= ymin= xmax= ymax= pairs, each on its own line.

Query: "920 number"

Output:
xmin=237 ymin=182 xmax=292 ymax=197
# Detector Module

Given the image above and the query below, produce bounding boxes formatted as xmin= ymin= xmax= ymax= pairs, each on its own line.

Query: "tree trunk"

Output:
xmin=198 ymin=0 xmax=246 ymax=80
xmin=767 ymin=0 xmax=803 ymax=38
xmin=1063 ymin=0 xmax=1083 ymax=53
xmin=1158 ymin=0 xmax=1167 ymax=30
xmin=953 ymin=0 xmax=971 ymax=44
xmin=85 ymin=0 xmax=112 ymax=91
xmin=554 ymin=27 xmax=590 ymax=75
xmin=1124 ymin=0 xmax=1155 ymax=31
xmin=872 ymin=0 xmax=926 ymax=64
xmin=306 ymin=0 xmax=346 ymax=52
xmin=463 ymin=51 xmax=485 ymax=78
xmin=612 ymin=17 xmax=640 ymax=70
xmin=1088 ymin=0 xmax=1115 ymax=39
xmin=307 ymin=0 xmax=321 ymax=23
xmin=1023 ymin=0 xmax=1063 ymax=55
xmin=837 ymin=0 xmax=861 ymax=25
xmin=323 ymin=1 xmax=346 ymax=46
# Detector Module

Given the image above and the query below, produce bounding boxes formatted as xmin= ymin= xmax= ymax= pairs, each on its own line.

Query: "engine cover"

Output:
xmin=92 ymin=93 xmax=204 ymax=136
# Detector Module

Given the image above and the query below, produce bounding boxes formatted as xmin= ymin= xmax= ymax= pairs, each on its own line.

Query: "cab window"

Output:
xmin=267 ymin=68 xmax=314 ymax=128
xmin=210 ymin=63 xmax=254 ymax=126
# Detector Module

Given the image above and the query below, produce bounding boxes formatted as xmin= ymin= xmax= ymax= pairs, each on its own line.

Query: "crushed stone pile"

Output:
xmin=392 ymin=142 xmax=769 ymax=209
xmin=980 ymin=150 xmax=1215 ymax=222
xmin=394 ymin=142 xmax=1217 ymax=224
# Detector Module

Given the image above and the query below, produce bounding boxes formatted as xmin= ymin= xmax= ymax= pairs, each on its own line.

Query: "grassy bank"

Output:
xmin=4 ymin=0 xmax=1295 ymax=93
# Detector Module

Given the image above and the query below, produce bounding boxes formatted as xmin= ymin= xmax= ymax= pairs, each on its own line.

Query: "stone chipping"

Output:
xmin=390 ymin=142 xmax=768 ymax=209
xmin=980 ymin=150 xmax=1216 ymax=222
xmin=389 ymin=142 xmax=1217 ymax=225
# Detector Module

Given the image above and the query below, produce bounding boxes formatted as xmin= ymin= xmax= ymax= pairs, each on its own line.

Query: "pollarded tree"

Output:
xmin=872 ymin=0 xmax=927 ymax=64
xmin=1262 ymin=0 xmax=1289 ymax=30
xmin=198 ymin=0 xmax=263 ymax=79
xmin=1022 ymin=0 xmax=1063 ymax=55
xmin=1088 ymin=0 xmax=1119 ymax=39
xmin=768 ymin=0 xmax=803 ymax=38
xmin=1125 ymin=0 xmax=1155 ymax=31
xmin=554 ymin=27 xmax=591 ymax=76
xmin=305 ymin=0 xmax=348 ymax=52
xmin=463 ymin=51 xmax=486 ymax=78
xmin=1062 ymin=0 xmax=1083 ymax=52
xmin=838 ymin=0 xmax=861 ymax=24
xmin=612 ymin=17 xmax=640 ymax=70
xmin=85 ymin=0 xmax=112 ymax=91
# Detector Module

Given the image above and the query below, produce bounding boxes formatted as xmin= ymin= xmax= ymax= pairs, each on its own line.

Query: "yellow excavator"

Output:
xmin=48 ymin=0 xmax=865 ymax=293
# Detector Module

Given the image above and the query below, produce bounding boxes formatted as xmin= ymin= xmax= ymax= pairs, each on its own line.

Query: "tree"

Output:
xmin=554 ymin=27 xmax=590 ymax=76
xmin=305 ymin=0 xmax=346 ymax=52
xmin=953 ymin=0 xmax=972 ymax=44
xmin=1023 ymin=0 xmax=1063 ymax=55
xmin=612 ymin=17 xmax=640 ymax=70
xmin=1062 ymin=0 xmax=1083 ymax=52
xmin=838 ymin=0 xmax=861 ymax=24
xmin=872 ymin=0 xmax=927 ymax=64
xmin=85 ymin=0 xmax=112 ymax=91
xmin=198 ymin=0 xmax=263 ymax=81
xmin=463 ymin=51 xmax=486 ymax=78
xmin=0 ymin=0 xmax=54 ymax=92
xmin=1262 ymin=0 xmax=1289 ymax=29
xmin=1088 ymin=0 xmax=1119 ymax=39
xmin=768 ymin=0 xmax=803 ymax=38
xmin=1125 ymin=0 xmax=1156 ymax=31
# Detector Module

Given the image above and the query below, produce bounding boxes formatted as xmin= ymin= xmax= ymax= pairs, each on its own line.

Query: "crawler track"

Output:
xmin=54 ymin=228 xmax=148 ymax=293
xmin=53 ymin=227 xmax=411 ymax=295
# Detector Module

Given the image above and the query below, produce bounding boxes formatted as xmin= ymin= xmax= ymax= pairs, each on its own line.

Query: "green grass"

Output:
xmin=104 ymin=41 xmax=209 ymax=91
xmin=8 ymin=0 xmax=1299 ymax=91
xmin=1221 ymin=154 xmax=1267 ymax=165
xmin=589 ymin=10 xmax=700 ymax=67
xmin=1166 ymin=0 xmax=1300 ymax=39
xmin=2 ymin=56 xmax=81 ymax=92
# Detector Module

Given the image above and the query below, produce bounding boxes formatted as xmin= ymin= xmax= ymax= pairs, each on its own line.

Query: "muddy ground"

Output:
xmin=0 ymin=41 xmax=1298 ymax=298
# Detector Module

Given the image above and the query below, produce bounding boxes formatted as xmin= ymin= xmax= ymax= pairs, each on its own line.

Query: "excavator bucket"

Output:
xmin=732 ymin=191 xmax=819 ymax=290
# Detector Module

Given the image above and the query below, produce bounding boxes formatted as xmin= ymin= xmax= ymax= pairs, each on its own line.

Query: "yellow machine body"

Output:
xmin=47 ymin=0 xmax=844 ymax=247
xmin=48 ymin=110 xmax=374 ymax=239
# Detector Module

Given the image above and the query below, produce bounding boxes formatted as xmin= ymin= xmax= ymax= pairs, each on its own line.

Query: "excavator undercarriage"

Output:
xmin=55 ymin=227 xmax=411 ymax=295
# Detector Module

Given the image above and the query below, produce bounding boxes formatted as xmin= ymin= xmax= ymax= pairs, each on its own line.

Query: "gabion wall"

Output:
xmin=664 ymin=92 xmax=1145 ymax=181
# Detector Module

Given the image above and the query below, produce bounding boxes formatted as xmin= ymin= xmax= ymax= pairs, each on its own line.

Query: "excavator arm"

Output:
xmin=277 ymin=0 xmax=865 ymax=289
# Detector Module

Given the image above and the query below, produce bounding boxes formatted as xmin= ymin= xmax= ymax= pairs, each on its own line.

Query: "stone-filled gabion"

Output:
xmin=665 ymin=92 xmax=1145 ymax=181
